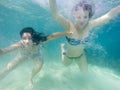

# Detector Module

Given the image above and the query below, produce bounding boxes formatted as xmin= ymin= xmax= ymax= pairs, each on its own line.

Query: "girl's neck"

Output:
xmin=74 ymin=23 xmax=84 ymax=32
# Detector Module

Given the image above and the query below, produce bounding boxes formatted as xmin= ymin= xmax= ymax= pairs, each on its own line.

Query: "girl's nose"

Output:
xmin=80 ymin=20 xmax=84 ymax=24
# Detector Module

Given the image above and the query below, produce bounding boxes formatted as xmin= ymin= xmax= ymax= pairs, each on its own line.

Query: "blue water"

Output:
xmin=0 ymin=0 xmax=120 ymax=90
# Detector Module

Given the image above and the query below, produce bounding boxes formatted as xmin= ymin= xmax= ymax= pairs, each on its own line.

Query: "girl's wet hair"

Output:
xmin=20 ymin=27 xmax=47 ymax=45
xmin=73 ymin=1 xmax=94 ymax=18
xmin=20 ymin=27 xmax=35 ymax=37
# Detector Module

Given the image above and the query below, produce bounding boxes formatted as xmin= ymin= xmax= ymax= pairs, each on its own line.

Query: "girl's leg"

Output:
xmin=0 ymin=55 xmax=24 ymax=80
xmin=61 ymin=43 xmax=72 ymax=66
xmin=29 ymin=58 xmax=43 ymax=87
xmin=75 ymin=52 xmax=88 ymax=72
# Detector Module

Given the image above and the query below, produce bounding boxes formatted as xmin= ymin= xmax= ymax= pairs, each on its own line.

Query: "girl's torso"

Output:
xmin=19 ymin=41 xmax=42 ymax=59
xmin=65 ymin=23 xmax=90 ymax=57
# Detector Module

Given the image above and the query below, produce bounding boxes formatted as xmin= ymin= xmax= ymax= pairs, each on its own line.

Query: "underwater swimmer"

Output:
xmin=0 ymin=27 xmax=71 ymax=87
xmin=49 ymin=0 xmax=120 ymax=72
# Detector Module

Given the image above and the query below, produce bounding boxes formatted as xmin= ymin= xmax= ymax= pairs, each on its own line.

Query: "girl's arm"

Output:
xmin=49 ymin=0 xmax=70 ymax=30
xmin=0 ymin=41 xmax=21 ymax=55
xmin=91 ymin=5 xmax=120 ymax=26
xmin=46 ymin=31 xmax=71 ymax=41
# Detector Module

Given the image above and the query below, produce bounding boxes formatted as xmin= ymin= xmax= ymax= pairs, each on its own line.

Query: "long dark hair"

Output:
xmin=20 ymin=27 xmax=46 ymax=45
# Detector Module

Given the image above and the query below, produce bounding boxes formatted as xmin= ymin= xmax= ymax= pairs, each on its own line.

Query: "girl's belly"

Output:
xmin=66 ymin=42 xmax=84 ymax=57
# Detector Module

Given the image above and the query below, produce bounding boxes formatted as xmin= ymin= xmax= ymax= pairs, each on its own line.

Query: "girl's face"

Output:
xmin=73 ymin=7 xmax=89 ymax=29
xmin=21 ymin=32 xmax=33 ymax=45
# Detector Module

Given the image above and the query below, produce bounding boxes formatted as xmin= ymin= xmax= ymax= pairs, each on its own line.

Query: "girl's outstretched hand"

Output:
xmin=66 ymin=31 xmax=73 ymax=35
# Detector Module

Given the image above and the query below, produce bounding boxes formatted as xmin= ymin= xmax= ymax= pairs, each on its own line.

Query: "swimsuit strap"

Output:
xmin=63 ymin=51 xmax=84 ymax=59
xmin=67 ymin=53 xmax=84 ymax=59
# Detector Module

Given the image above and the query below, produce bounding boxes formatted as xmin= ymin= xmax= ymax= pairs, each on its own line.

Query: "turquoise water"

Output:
xmin=0 ymin=0 xmax=120 ymax=90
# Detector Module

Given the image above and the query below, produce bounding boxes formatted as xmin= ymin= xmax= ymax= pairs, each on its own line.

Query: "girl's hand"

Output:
xmin=66 ymin=31 xmax=73 ymax=35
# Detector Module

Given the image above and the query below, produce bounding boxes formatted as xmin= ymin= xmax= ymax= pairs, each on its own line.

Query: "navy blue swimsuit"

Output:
xmin=64 ymin=36 xmax=88 ymax=59
xmin=65 ymin=36 xmax=88 ymax=46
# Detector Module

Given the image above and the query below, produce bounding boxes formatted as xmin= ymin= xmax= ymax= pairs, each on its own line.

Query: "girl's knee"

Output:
xmin=7 ymin=63 xmax=14 ymax=70
xmin=62 ymin=58 xmax=72 ymax=66
xmin=35 ymin=61 xmax=43 ymax=70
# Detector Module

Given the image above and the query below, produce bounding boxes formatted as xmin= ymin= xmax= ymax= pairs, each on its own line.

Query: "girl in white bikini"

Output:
xmin=0 ymin=27 xmax=70 ymax=87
